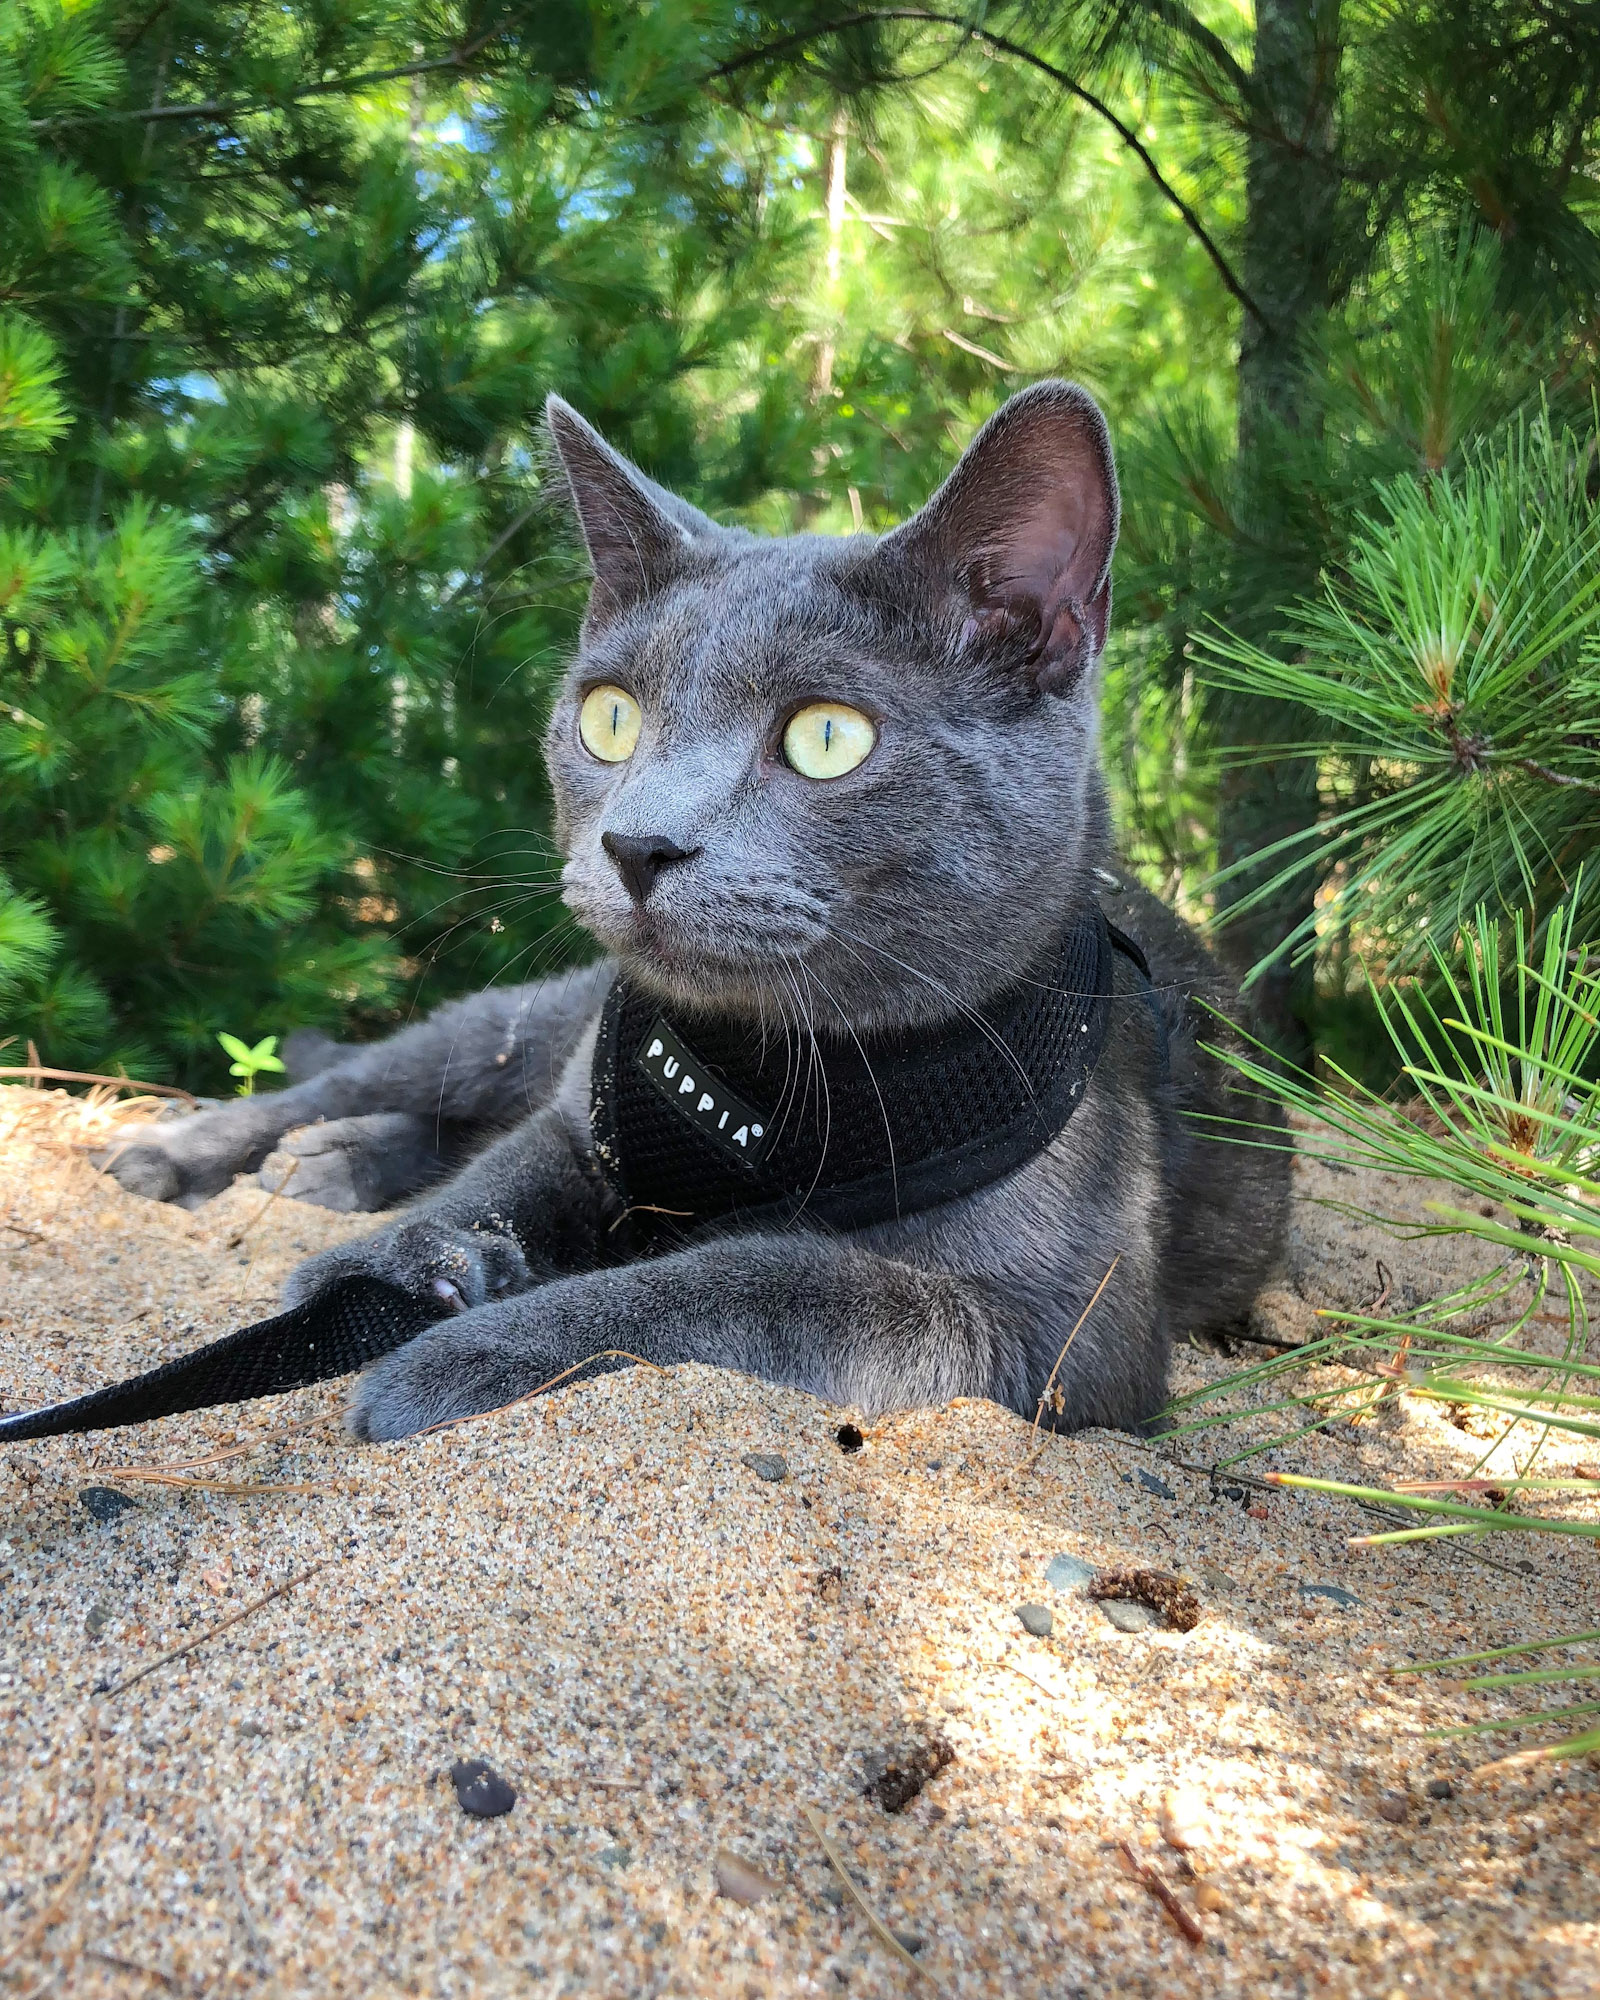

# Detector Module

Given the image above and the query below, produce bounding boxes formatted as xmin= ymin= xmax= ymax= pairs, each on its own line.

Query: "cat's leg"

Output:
xmin=101 ymin=961 xmax=612 ymax=1209
xmin=344 ymin=1232 xmax=1013 ymax=1441
xmin=255 ymin=1114 xmax=455 ymax=1213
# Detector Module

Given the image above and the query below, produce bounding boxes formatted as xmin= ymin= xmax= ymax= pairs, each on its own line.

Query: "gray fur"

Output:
xmin=109 ymin=382 xmax=1288 ymax=1439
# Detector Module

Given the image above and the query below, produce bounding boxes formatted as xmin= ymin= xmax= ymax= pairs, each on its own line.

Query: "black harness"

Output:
xmin=591 ymin=900 xmax=1128 ymax=1253
xmin=0 ymin=903 xmax=1150 ymax=1442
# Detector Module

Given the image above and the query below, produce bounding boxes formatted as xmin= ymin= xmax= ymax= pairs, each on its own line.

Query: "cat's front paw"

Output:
xmin=284 ymin=1215 xmax=529 ymax=1315
xmin=344 ymin=1305 xmax=559 ymax=1440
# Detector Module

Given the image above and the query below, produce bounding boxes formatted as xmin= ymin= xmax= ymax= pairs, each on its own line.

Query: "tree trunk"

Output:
xmin=1216 ymin=0 xmax=1341 ymax=1059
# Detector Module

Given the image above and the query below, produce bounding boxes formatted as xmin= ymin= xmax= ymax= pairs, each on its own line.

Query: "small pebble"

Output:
xmin=1425 ymin=1778 xmax=1454 ymax=1801
xmin=450 ymin=1757 xmax=516 ymax=1819
xmin=83 ymin=1600 xmax=111 ymax=1637
xmin=1016 ymin=1603 xmax=1054 ymax=1638
xmin=80 ymin=1486 xmax=137 ymax=1523
xmin=1159 ymin=1785 xmax=1209 ymax=1851
xmin=1377 ymin=1791 xmax=1410 ymax=1824
xmin=597 ymin=1843 xmax=631 ymax=1869
xmin=237 ymin=1719 xmax=267 ymax=1738
xmin=1136 ymin=1469 xmax=1176 ymax=1499
xmin=1194 ymin=1881 xmax=1228 ymax=1915
xmin=714 ymin=1850 xmax=780 ymax=1904
xmin=742 ymin=1452 xmax=788 ymax=1482
xmin=1044 ymin=1554 xmax=1095 ymax=1592
xmin=1099 ymin=1600 xmax=1157 ymax=1633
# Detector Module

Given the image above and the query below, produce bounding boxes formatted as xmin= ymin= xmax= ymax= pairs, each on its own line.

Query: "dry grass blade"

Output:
xmin=0 ymin=1706 xmax=107 ymax=1978
xmin=801 ymin=1802 xmax=939 ymax=1987
xmin=1116 ymin=1837 xmax=1203 ymax=1945
xmin=96 ymin=1558 xmax=336 ymax=1698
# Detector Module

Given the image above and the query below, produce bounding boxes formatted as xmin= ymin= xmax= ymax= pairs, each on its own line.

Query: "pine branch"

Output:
xmin=707 ymin=9 xmax=1268 ymax=329
xmin=29 ymin=22 xmax=514 ymax=133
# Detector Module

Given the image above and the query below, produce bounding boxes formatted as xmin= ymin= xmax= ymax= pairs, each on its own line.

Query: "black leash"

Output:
xmin=0 ymin=1278 xmax=438 ymax=1443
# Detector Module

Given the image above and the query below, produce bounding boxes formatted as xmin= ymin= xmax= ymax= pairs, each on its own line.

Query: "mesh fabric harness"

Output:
xmin=0 ymin=901 xmax=1142 ymax=1442
xmin=591 ymin=899 xmax=1128 ymax=1256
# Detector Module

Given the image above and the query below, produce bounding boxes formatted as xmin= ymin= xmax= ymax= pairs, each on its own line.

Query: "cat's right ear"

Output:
xmin=545 ymin=397 xmax=723 ymax=628
xmin=864 ymin=380 xmax=1120 ymax=695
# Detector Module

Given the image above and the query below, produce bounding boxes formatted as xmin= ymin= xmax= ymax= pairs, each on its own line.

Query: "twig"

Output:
xmin=226 ymin=1156 xmax=298 ymax=1247
xmin=801 ymin=1803 xmax=937 ymax=1986
xmin=1116 ymin=1837 xmax=1204 ymax=1945
xmin=1025 ymin=1256 xmax=1121 ymax=1462
xmin=0 ymin=1065 xmax=198 ymax=1104
xmin=0 ymin=1708 xmax=108 ymax=1977
xmin=1 ymin=1219 xmax=46 ymax=1244
xmin=95 ymin=1559 xmax=336 ymax=1698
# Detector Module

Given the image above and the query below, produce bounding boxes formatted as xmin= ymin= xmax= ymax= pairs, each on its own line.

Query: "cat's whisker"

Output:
xmin=794 ymin=955 xmax=899 ymax=1218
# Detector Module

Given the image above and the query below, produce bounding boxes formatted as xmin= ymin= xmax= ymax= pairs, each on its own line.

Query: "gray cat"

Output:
xmin=106 ymin=382 xmax=1288 ymax=1441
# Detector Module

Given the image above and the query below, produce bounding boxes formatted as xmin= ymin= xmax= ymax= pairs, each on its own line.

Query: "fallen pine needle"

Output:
xmin=226 ymin=1156 xmax=298 ymax=1248
xmin=88 ymin=1471 xmax=329 ymax=1497
xmin=1001 ymin=1660 xmax=1060 ymax=1700
xmin=1117 ymin=1837 xmax=1203 ymax=1945
xmin=413 ymin=1350 xmax=670 ymax=1438
xmin=801 ymin=1802 xmax=937 ymax=1986
xmin=96 ymin=1558 xmax=337 ymax=1698
xmin=101 ymin=1410 xmax=339 ymax=1480
xmin=1025 ymin=1256 xmax=1120 ymax=1465
xmin=0 ymin=1707 xmax=107 ymax=1977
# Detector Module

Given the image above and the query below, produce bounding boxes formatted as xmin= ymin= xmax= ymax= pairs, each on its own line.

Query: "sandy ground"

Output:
xmin=0 ymin=1086 xmax=1596 ymax=2000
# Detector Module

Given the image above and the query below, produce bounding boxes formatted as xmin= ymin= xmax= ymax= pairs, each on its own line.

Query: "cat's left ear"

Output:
xmin=867 ymin=380 xmax=1119 ymax=694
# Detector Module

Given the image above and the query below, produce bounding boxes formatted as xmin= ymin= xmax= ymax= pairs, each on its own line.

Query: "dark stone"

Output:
xmin=1016 ymin=1603 xmax=1054 ymax=1638
xmin=1377 ymin=1791 xmax=1409 ymax=1824
xmin=742 ymin=1451 xmax=787 ymax=1482
xmin=84 ymin=1600 xmax=111 ymax=1637
xmin=450 ymin=1757 xmax=516 ymax=1818
xmin=891 ymin=1929 xmax=925 ymax=1956
xmin=864 ymin=1735 xmax=955 ymax=1814
xmin=80 ymin=1486 xmax=138 ymax=1522
xmin=1300 ymin=1582 xmax=1360 ymax=1609
xmin=836 ymin=1424 xmax=865 ymax=1454
xmin=1425 ymin=1778 xmax=1454 ymax=1801
xmin=597 ymin=1843 xmax=631 ymax=1869
xmin=1137 ymin=1469 xmax=1176 ymax=1499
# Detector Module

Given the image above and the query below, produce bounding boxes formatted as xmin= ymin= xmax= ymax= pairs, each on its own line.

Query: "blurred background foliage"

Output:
xmin=0 ymin=0 xmax=1597 ymax=1087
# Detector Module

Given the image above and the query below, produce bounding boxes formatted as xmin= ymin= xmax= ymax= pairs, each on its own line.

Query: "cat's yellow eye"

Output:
xmin=579 ymin=684 xmax=641 ymax=763
xmin=782 ymin=701 xmax=876 ymax=781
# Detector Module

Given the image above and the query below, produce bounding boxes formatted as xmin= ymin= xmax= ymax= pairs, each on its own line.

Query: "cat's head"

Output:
xmin=544 ymin=382 xmax=1119 ymax=1033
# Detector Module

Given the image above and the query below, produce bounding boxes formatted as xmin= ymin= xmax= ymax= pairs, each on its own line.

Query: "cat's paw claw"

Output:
xmin=284 ymin=1217 xmax=529 ymax=1314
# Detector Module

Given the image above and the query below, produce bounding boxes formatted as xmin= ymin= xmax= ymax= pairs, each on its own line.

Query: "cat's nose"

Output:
xmin=601 ymin=831 xmax=698 ymax=905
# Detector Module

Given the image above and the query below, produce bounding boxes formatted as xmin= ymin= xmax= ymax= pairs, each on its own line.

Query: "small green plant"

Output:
xmin=217 ymin=1032 xmax=286 ymax=1097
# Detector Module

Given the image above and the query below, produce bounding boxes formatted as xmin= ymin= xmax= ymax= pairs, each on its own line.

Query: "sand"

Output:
xmin=1 ymin=1085 xmax=1596 ymax=2000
